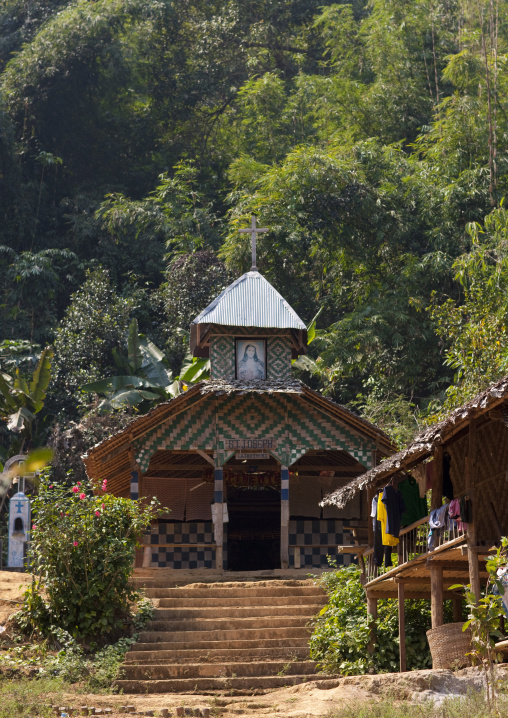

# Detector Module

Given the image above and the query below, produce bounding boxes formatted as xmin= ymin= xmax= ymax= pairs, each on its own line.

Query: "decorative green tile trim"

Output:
xmin=210 ymin=336 xmax=235 ymax=380
xmin=267 ymin=336 xmax=292 ymax=381
xmin=134 ymin=391 xmax=375 ymax=472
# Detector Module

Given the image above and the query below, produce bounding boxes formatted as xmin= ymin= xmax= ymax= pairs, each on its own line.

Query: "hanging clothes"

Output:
xmin=398 ymin=476 xmax=428 ymax=527
xmin=428 ymin=503 xmax=449 ymax=549
xmin=381 ymin=484 xmax=405 ymax=539
xmin=377 ymin=492 xmax=399 ymax=547
xmin=412 ymin=464 xmax=427 ymax=498
xmin=371 ymin=495 xmax=383 ymax=567
xmin=443 ymin=452 xmax=454 ymax=500
xmin=448 ymin=498 xmax=466 ymax=532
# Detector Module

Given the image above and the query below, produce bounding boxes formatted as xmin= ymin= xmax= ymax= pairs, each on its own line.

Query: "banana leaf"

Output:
xmin=100 ymin=388 xmax=161 ymax=410
xmin=29 ymin=346 xmax=53 ymax=413
xmin=307 ymin=307 xmax=323 ymax=345
xmin=7 ymin=406 xmax=35 ymax=432
xmin=180 ymin=357 xmax=210 ymax=383
xmin=82 ymin=375 xmax=147 ymax=393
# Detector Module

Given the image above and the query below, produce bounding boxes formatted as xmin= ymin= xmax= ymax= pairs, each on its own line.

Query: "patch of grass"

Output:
xmin=0 ymin=677 xmax=69 ymax=717
xmin=325 ymin=690 xmax=508 ymax=718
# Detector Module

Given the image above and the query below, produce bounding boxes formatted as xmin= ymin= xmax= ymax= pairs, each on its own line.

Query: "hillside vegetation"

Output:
xmin=1 ymin=0 xmax=508 ymax=455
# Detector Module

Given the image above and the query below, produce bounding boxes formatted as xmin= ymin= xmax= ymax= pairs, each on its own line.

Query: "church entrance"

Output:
xmin=226 ymin=484 xmax=281 ymax=571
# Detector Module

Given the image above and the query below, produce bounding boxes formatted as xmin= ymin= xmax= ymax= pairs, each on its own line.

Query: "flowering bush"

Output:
xmin=20 ymin=472 xmax=162 ymax=641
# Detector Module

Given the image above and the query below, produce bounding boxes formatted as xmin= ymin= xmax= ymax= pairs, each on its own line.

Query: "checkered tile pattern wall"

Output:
xmin=288 ymin=519 xmax=354 ymax=568
xmin=148 ymin=519 xmax=349 ymax=570
xmin=149 ymin=521 xmax=227 ymax=569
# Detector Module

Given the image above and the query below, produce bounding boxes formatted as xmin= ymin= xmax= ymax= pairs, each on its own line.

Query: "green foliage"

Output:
xmin=21 ymin=471 xmax=163 ymax=641
xmin=310 ymin=565 xmax=435 ymax=674
xmin=0 ymin=346 xmax=53 ymax=451
xmin=449 ymin=537 xmax=508 ymax=711
xmin=429 ymin=204 xmax=508 ymax=418
xmin=52 ymin=267 xmax=135 ymax=400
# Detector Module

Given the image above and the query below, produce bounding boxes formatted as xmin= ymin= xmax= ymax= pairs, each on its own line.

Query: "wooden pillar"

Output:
xmin=397 ymin=580 xmax=406 ymax=672
xmin=466 ymin=418 xmax=480 ymax=602
xmin=281 ymin=465 xmax=289 ymax=569
xmin=430 ymin=563 xmax=444 ymax=628
xmin=128 ymin=448 xmax=140 ymax=500
xmin=214 ymin=468 xmax=224 ymax=570
xmin=367 ymin=592 xmax=378 ymax=654
xmin=431 ymin=445 xmax=443 ymax=511
xmin=452 ymin=595 xmax=463 ymax=623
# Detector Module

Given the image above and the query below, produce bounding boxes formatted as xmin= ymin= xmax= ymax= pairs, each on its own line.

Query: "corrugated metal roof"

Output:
xmin=192 ymin=271 xmax=306 ymax=329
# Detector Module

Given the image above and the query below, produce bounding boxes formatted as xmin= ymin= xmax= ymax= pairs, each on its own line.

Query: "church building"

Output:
xmin=83 ymin=230 xmax=394 ymax=572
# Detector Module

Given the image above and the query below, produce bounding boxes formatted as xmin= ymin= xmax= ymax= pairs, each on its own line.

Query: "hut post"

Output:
xmin=280 ymin=465 xmax=289 ymax=569
xmin=366 ymin=592 xmax=378 ymax=654
xmin=431 ymin=445 xmax=443 ymax=511
xmin=396 ymin=579 xmax=406 ymax=672
xmin=430 ymin=563 xmax=444 ymax=628
xmin=214 ymin=467 xmax=224 ymax=570
xmin=452 ymin=595 xmax=463 ymax=622
xmin=466 ymin=418 xmax=481 ymax=602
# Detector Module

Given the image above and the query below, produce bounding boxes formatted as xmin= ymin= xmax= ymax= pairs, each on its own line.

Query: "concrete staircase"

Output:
xmin=116 ymin=577 xmax=329 ymax=694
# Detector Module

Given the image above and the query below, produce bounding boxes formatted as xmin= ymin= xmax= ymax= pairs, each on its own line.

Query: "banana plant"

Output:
xmin=0 ymin=346 xmax=53 ymax=445
xmin=82 ymin=319 xmax=209 ymax=412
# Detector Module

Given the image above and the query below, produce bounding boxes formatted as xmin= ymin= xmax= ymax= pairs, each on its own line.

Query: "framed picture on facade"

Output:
xmin=235 ymin=339 xmax=267 ymax=380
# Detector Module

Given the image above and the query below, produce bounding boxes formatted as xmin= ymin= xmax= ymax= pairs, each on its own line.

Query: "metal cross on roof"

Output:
xmin=239 ymin=215 xmax=268 ymax=271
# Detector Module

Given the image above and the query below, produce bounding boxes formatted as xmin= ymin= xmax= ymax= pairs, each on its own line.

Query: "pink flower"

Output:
xmin=102 ymin=503 xmax=105 ymax=510
xmin=95 ymin=511 xmax=100 ymax=517
xmin=49 ymin=485 xmax=53 ymax=489
xmin=77 ymin=482 xmax=81 ymax=486
xmin=72 ymin=486 xmax=79 ymax=493
xmin=102 ymin=480 xmax=107 ymax=490
xmin=32 ymin=524 xmax=36 ymax=530
xmin=79 ymin=493 xmax=86 ymax=500
xmin=73 ymin=541 xmax=78 ymax=547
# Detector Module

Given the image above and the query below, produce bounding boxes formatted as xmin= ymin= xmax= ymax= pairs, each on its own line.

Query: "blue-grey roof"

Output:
xmin=192 ymin=271 xmax=306 ymax=329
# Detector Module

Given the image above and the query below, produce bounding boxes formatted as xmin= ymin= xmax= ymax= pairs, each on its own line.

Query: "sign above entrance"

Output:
xmin=226 ymin=439 xmax=274 ymax=450
xmin=236 ymin=452 xmax=270 ymax=460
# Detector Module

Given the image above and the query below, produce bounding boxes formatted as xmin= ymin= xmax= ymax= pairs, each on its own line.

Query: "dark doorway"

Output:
xmin=227 ymin=486 xmax=281 ymax=571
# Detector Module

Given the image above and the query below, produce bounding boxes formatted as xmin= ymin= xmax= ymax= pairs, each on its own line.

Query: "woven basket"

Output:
xmin=426 ymin=622 xmax=472 ymax=669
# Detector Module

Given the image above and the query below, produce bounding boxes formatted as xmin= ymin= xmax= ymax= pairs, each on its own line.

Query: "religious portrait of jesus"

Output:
xmin=236 ymin=339 xmax=266 ymax=381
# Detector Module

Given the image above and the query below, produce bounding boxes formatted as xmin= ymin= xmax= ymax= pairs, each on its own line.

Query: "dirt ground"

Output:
xmin=55 ymin=666 xmax=504 ymax=717
xmin=0 ymin=570 xmax=31 ymax=624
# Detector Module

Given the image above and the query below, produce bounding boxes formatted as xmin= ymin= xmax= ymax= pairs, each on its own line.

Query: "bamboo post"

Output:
xmin=280 ymin=466 xmax=289 ymax=569
xmin=452 ymin=595 xmax=463 ymax=623
xmin=396 ymin=579 xmax=406 ymax=672
xmin=466 ymin=418 xmax=481 ymax=602
xmin=431 ymin=445 xmax=443 ymax=511
xmin=430 ymin=563 xmax=444 ymax=628
xmin=213 ymin=467 xmax=224 ymax=570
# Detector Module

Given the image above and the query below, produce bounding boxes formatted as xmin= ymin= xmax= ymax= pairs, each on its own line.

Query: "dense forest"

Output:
xmin=1 ymin=0 xmax=508 ymax=462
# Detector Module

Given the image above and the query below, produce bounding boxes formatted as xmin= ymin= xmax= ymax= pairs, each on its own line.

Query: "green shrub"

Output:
xmin=310 ymin=565 xmax=446 ymax=674
xmin=18 ymin=472 xmax=162 ymax=642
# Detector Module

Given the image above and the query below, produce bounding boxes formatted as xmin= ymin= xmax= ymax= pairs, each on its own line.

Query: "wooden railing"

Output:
xmin=363 ymin=513 xmax=467 ymax=584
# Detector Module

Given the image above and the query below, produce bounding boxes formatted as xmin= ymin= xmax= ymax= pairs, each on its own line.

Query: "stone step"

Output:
xmin=154 ymin=594 xmax=324 ymax=607
xmin=124 ymin=646 xmax=310 ymax=663
xmin=121 ymin=661 xmax=318 ymax=680
xmin=129 ymin=637 xmax=310 ymax=652
xmin=145 ymin=616 xmax=311 ymax=632
xmin=137 ymin=626 xmax=311 ymax=643
xmin=142 ymin=586 xmax=324 ymax=598
xmin=151 ymin=605 xmax=322 ymax=620
xmin=114 ymin=674 xmax=328 ymax=694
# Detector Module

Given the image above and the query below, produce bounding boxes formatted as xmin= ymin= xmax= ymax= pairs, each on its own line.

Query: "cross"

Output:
xmin=239 ymin=215 xmax=268 ymax=270
xmin=15 ymin=500 xmax=24 ymax=514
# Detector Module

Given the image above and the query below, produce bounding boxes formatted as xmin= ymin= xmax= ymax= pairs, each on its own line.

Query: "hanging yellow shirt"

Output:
xmin=377 ymin=492 xmax=399 ymax=547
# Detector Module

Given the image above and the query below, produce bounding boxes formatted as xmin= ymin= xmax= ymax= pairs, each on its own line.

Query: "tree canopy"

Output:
xmin=1 ymin=0 xmax=507 ymax=450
